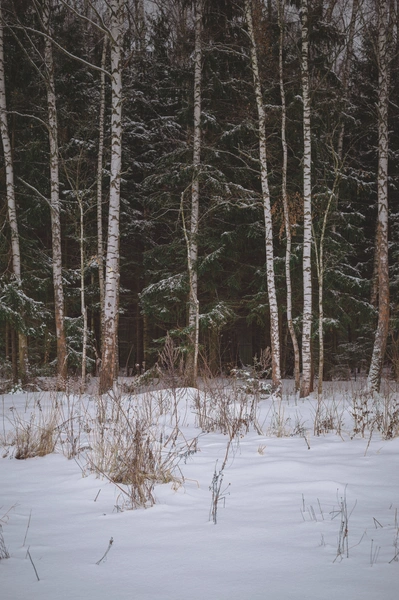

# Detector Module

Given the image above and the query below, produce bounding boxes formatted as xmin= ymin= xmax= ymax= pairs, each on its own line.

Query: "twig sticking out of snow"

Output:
xmin=26 ymin=547 xmax=40 ymax=581
xmin=96 ymin=537 xmax=114 ymax=565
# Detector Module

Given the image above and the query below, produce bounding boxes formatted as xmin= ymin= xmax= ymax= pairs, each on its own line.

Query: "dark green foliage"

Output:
xmin=0 ymin=0 xmax=398 ymax=380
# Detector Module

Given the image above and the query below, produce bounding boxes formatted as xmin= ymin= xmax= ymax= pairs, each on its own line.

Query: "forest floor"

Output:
xmin=0 ymin=377 xmax=398 ymax=599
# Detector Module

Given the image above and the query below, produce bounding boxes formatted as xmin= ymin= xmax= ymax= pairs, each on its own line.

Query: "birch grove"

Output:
xmin=1 ymin=0 xmax=399 ymax=388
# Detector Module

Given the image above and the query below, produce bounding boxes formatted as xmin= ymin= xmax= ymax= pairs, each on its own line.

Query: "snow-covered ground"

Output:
xmin=1 ymin=379 xmax=398 ymax=600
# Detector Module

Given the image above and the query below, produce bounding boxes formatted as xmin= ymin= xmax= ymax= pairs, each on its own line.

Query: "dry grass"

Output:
xmin=2 ymin=395 xmax=60 ymax=459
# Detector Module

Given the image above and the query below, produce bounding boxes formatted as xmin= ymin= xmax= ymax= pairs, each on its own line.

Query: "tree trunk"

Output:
xmin=368 ymin=0 xmax=391 ymax=393
xmin=245 ymin=0 xmax=281 ymax=394
xmin=300 ymin=0 xmax=313 ymax=397
xmin=278 ymin=0 xmax=300 ymax=391
xmin=185 ymin=0 xmax=202 ymax=388
xmin=78 ymin=192 xmax=87 ymax=391
xmin=0 ymin=2 xmax=28 ymax=383
xmin=99 ymin=0 xmax=124 ymax=394
xmin=43 ymin=0 xmax=67 ymax=385
xmin=97 ymin=35 xmax=107 ymax=357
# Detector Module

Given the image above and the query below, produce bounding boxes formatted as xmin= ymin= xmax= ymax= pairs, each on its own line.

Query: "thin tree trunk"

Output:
xmin=0 ymin=2 xmax=28 ymax=382
xmin=186 ymin=0 xmax=202 ymax=388
xmin=99 ymin=0 xmax=124 ymax=394
xmin=313 ymin=176 xmax=337 ymax=399
xmin=97 ymin=35 xmax=107 ymax=356
xmin=43 ymin=0 xmax=67 ymax=385
xmin=278 ymin=0 xmax=300 ymax=391
xmin=11 ymin=326 xmax=17 ymax=384
xmin=300 ymin=0 xmax=313 ymax=397
xmin=78 ymin=192 xmax=87 ymax=391
xmin=245 ymin=0 xmax=281 ymax=394
xmin=368 ymin=0 xmax=391 ymax=393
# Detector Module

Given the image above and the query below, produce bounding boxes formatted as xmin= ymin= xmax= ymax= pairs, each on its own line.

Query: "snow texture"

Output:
xmin=1 ymin=380 xmax=398 ymax=600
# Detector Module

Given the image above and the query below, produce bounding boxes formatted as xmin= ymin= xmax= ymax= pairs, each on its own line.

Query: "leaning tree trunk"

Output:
xmin=0 ymin=2 xmax=28 ymax=382
xmin=185 ymin=0 xmax=202 ymax=388
xmin=43 ymin=0 xmax=67 ymax=385
xmin=278 ymin=0 xmax=300 ymax=391
xmin=300 ymin=0 xmax=313 ymax=397
xmin=245 ymin=0 xmax=281 ymax=394
xmin=99 ymin=0 xmax=124 ymax=394
xmin=368 ymin=0 xmax=391 ymax=393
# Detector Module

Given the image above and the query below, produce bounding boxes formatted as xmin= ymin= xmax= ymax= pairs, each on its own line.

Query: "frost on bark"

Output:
xmin=43 ymin=0 xmax=67 ymax=385
xmin=278 ymin=0 xmax=300 ymax=391
xmin=245 ymin=0 xmax=281 ymax=394
xmin=300 ymin=0 xmax=313 ymax=398
xmin=368 ymin=0 xmax=391 ymax=393
xmin=0 ymin=2 xmax=28 ymax=382
xmin=185 ymin=0 xmax=202 ymax=388
xmin=99 ymin=0 xmax=124 ymax=394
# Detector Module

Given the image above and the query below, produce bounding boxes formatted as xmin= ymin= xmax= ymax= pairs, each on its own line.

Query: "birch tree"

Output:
xmin=245 ymin=0 xmax=281 ymax=393
xmin=278 ymin=0 xmax=300 ymax=391
xmin=0 ymin=0 xmax=29 ymax=382
xmin=300 ymin=0 xmax=313 ymax=397
xmin=185 ymin=0 xmax=202 ymax=388
xmin=99 ymin=0 xmax=124 ymax=393
xmin=368 ymin=0 xmax=391 ymax=393
xmin=96 ymin=34 xmax=107 ymax=359
xmin=42 ymin=0 xmax=68 ymax=385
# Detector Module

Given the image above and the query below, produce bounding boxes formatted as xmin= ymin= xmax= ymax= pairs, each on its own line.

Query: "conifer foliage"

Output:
xmin=0 ymin=0 xmax=398 ymax=391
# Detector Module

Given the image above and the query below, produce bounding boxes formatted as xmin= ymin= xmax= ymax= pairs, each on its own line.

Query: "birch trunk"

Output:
xmin=97 ymin=35 xmax=107 ymax=356
xmin=368 ymin=0 xmax=391 ymax=393
xmin=43 ymin=0 xmax=67 ymax=385
xmin=278 ymin=0 xmax=300 ymax=391
xmin=0 ymin=2 xmax=28 ymax=382
xmin=300 ymin=0 xmax=313 ymax=397
xmin=245 ymin=0 xmax=281 ymax=394
xmin=99 ymin=0 xmax=124 ymax=394
xmin=186 ymin=0 xmax=202 ymax=388
xmin=78 ymin=192 xmax=87 ymax=391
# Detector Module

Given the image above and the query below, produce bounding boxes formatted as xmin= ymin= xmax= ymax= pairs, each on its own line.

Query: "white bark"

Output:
xmin=99 ymin=0 xmax=124 ymax=393
xmin=97 ymin=35 xmax=107 ymax=354
xmin=368 ymin=0 xmax=391 ymax=393
xmin=186 ymin=0 xmax=202 ymax=387
xmin=78 ymin=192 xmax=88 ymax=390
xmin=43 ymin=0 xmax=67 ymax=384
xmin=0 ymin=2 xmax=28 ymax=381
xmin=300 ymin=0 xmax=313 ymax=397
xmin=278 ymin=0 xmax=300 ymax=391
xmin=245 ymin=0 xmax=281 ymax=394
